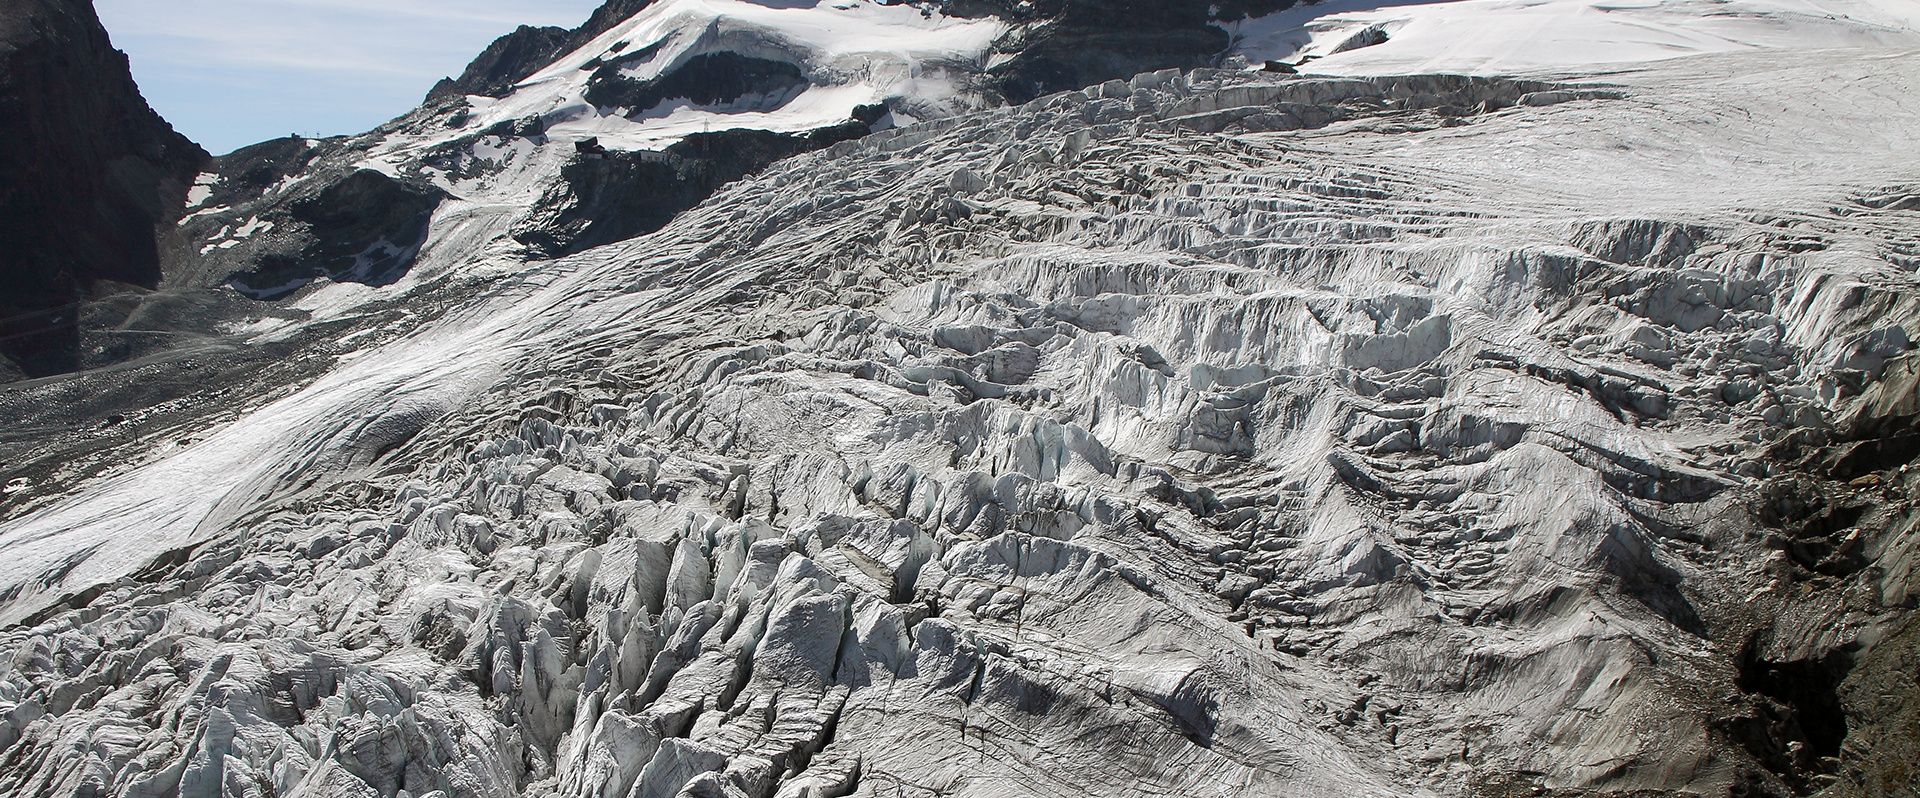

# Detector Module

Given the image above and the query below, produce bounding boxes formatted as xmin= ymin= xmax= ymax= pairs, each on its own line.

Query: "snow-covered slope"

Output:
xmin=4 ymin=0 xmax=1920 ymax=796
xmin=466 ymin=0 xmax=1007 ymax=149
xmin=1223 ymin=0 xmax=1920 ymax=73
xmin=149 ymin=0 xmax=1006 ymax=303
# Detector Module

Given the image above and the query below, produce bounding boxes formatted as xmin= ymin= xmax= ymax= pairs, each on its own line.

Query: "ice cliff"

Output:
xmin=3 ymin=0 xmax=1920 ymax=796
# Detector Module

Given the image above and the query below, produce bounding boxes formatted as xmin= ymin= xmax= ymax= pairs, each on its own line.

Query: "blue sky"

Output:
xmin=95 ymin=0 xmax=605 ymax=155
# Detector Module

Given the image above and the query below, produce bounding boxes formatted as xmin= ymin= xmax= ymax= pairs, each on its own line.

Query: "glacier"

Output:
xmin=3 ymin=0 xmax=1920 ymax=796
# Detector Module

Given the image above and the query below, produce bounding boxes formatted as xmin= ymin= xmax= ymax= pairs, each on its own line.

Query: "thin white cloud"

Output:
xmin=249 ymin=0 xmax=587 ymax=27
xmin=95 ymin=0 xmax=604 ymax=151
xmin=100 ymin=0 xmax=596 ymax=74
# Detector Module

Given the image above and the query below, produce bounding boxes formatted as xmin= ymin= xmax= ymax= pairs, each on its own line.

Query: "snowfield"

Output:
xmin=1223 ymin=0 xmax=1920 ymax=73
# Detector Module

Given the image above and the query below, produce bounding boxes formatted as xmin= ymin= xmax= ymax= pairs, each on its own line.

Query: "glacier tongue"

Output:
xmin=5 ymin=38 xmax=1920 ymax=798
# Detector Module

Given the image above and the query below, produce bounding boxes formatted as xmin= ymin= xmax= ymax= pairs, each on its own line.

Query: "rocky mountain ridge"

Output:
xmin=5 ymin=0 xmax=1290 ymax=383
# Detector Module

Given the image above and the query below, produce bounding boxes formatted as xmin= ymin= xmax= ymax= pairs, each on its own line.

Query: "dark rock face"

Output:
xmin=229 ymin=170 xmax=448 ymax=298
xmin=1733 ymin=648 xmax=1852 ymax=781
xmin=584 ymin=51 xmax=807 ymax=115
xmin=157 ymin=135 xmax=326 ymax=291
xmin=572 ymin=0 xmax=658 ymax=43
xmin=514 ymin=118 xmax=879 ymax=258
xmin=1731 ymin=355 xmax=1920 ymax=795
xmin=210 ymin=136 xmax=317 ymax=200
xmin=0 ymin=0 xmax=208 ymax=377
xmin=948 ymin=0 xmax=1301 ymax=103
xmin=164 ymin=134 xmax=448 ymax=299
xmin=427 ymin=24 xmax=572 ymax=101
xmin=427 ymin=0 xmax=661 ymax=103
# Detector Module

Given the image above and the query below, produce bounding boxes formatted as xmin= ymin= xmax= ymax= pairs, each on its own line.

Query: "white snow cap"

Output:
xmin=462 ymin=0 xmax=1008 ymax=152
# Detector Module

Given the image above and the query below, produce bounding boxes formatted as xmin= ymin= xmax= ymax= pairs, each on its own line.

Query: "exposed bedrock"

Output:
xmin=945 ymin=0 xmax=1302 ymax=103
xmin=164 ymin=135 xmax=456 ymax=300
xmin=225 ymin=170 xmax=451 ymax=299
xmin=584 ymin=52 xmax=809 ymax=119
xmin=427 ymin=0 xmax=666 ymax=103
xmin=430 ymin=24 xmax=577 ymax=102
xmin=513 ymin=125 xmax=881 ymax=260
xmin=0 ymin=0 xmax=208 ymax=377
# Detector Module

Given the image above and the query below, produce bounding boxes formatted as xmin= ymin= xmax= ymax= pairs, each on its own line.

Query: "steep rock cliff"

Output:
xmin=0 ymin=0 xmax=206 ymax=377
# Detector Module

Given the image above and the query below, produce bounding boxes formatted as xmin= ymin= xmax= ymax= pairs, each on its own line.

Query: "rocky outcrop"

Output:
xmin=427 ymin=0 xmax=662 ymax=103
xmin=951 ymin=0 xmax=1300 ymax=102
xmin=584 ymin=52 xmax=808 ymax=118
xmin=429 ymin=24 xmax=576 ymax=101
xmin=160 ymin=132 xmax=453 ymax=299
xmin=0 ymin=0 xmax=207 ymax=377
xmin=514 ymin=117 xmax=883 ymax=258
xmin=228 ymin=169 xmax=448 ymax=298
